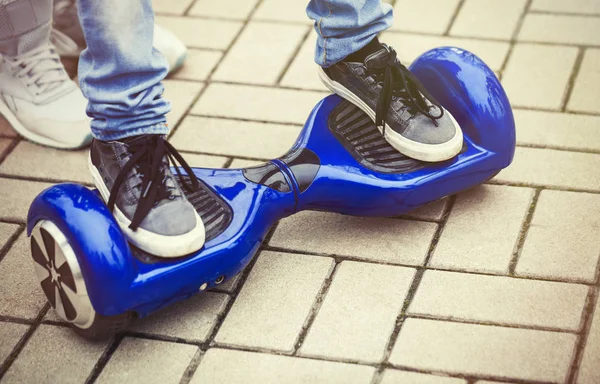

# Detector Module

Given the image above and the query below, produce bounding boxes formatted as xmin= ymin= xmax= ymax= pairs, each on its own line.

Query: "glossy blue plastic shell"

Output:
xmin=27 ymin=47 xmax=515 ymax=318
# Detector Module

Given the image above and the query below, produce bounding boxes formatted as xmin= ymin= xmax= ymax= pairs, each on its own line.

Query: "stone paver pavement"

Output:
xmin=1 ymin=0 xmax=599 ymax=383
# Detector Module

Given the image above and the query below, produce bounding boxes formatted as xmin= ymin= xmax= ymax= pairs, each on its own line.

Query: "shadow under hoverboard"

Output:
xmin=26 ymin=47 xmax=515 ymax=339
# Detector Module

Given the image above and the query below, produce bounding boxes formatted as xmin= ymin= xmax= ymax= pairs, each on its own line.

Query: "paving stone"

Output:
xmin=0 ymin=178 xmax=54 ymax=221
xmin=155 ymin=16 xmax=243 ymax=50
xmin=495 ymin=147 xmax=600 ymax=191
xmin=192 ymin=83 xmax=326 ymax=124
xmin=0 ymin=142 xmax=90 ymax=184
xmin=300 ymin=261 xmax=415 ymax=362
xmin=514 ymin=109 xmax=600 ymax=151
xmin=0 ymin=222 xmax=19 ymax=248
xmin=152 ymin=0 xmax=193 ymax=15
xmin=568 ymin=49 xmax=600 ymax=114
xmin=519 ymin=14 xmax=600 ymax=46
xmin=0 ymin=321 xmax=28 ymax=365
xmin=430 ymin=185 xmax=532 ymax=273
xmin=390 ymin=0 xmax=459 ymax=34
xmin=213 ymin=22 xmax=308 ymax=85
xmin=0 ymin=115 xmax=17 ymax=137
xmin=516 ymin=190 xmax=600 ymax=282
xmin=191 ymin=348 xmax=376 ymax=384
xmin=382 ymin=32 xmax=510 ymax=72
xmin=0 ymin=235 xmax=47 ymax=319
xmin=531 ymin=0 xmax=600 ymax=14
xmin=451 ymin=0 xmax=526 ymax=39
xmin=410 ymin=270 xmax=588 ymax=330
xmin=228 ymin=158 xmax=266 ymax=168
xmin=96 ymin=337 xmax=197 ymax=384
xmin=380 ymin=370 xmax=466 ymax=384
xmin=280 ymin=32 xmax=329 ymax=91
xmin=401 ymin=198 xmax=448 ymax=222
xmin=578 ymin=295 xmax=600 ymax=383
xmin=253 ymin=0 xmax=311 ymax=24
xmin=2 ymin=324 xmax=108 ymax=384
xmin=215 ymin=251 xmax=333 ymax=351
xmin=131 ymin=292 xmax=229 ymax=341
xmin=163 ymin=79 xmax=204 ymax=129
xmin=389 ymin=319 xmax=577 ymax=382
xmin=170 ymin=116 xmax=300 ymax=159
xmin=171 ymin=49 xmax=222 ymax=81
xmin=502 ymin=44 xmax=578 ymax=110
xmin=188 ymin=0 xmax=259 ymax=19
xmin=181 ymin=152 xmax=228 ymax=168
xmin=270 ymin=211 xmax=437 ymax=265
xmin=0 ymin=137 xmax=13 ymax=155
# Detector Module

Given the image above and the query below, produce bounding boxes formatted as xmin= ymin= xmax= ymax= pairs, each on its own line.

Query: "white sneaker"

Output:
xmin=0 ymin=45 xmax=92 ymax=149
xmin=51 ymin=0 xmax=187 ymax=74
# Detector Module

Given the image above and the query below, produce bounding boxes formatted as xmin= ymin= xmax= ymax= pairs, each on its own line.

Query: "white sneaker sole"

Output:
xmin=88 ymin=154 xmax=206 ymax=258
xmin=0 ymin=97 xmax=91 ymax=149
xmin=318 ymin=67 xmax=463 ymax=162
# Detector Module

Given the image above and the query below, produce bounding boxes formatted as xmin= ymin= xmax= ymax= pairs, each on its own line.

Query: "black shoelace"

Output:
xmin=369 ymin=47 xmax=444 ymax=135
xmin=108 ymin=135 xmax=200 ymax=230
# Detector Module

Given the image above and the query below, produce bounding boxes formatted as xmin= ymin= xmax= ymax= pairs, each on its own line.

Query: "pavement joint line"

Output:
xmin=182 ymin=113 xmax=306 ymax=127
xmin=529 ymin=10 xmax=600 ymax=18
xmin=515 ymin=143 xmax=600 ymax=155
xmin=0 ymin=224 xmax=24 ymax=264
xmin=203 ymin=78 xmax=330 ymax=93
xmin=566 ymin=285 xmax=599 ymax=383
xmin=221 ymin=157 xmax=234 ymax=169
xmin=561 ymin=47 xmax=586 ymax=112
xmin=0 ymin=137 xmax=20 ymax=167
xmin=179 ymin=348 xmax=204 ymax=384
xmin=165 ymin=83 xmax=208 ymax=141
xmin=276 ymin=24 xmax=313 ymax=85
xmin=0 ymin=316 xmax=34 ymax=326
xmin=0 ymin=173 xmax=94 ymax=187
xmin=443 ymin=0 xmax=466 ymax=36
xmin=485 ymin=180 xmax=600 ymax=195
xmin=84 ymin=334 xmax=124 ymax=384
xmin=508 ymin=188 xmax=541 ymax=275
xmin=291 ymin=260 xmax=340 ymax=355
xmin=513 ymin=105 xmax=600 ymax=117
xmin=498 ymin=0 xmax=533 ymax=79
xmin=0 ymin=303 xmax=49 ymax=380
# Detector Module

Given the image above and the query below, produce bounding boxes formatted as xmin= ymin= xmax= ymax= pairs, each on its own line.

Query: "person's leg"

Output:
xmin=0 ymin=0 xmax=91 ymax=148
xmin=78 ymin=0 xmax=205 ymax=257
xmin=307 ymin=0 xmax=464 ymax=162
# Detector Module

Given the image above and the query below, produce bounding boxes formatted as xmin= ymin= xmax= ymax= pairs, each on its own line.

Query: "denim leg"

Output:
xmin=0 ymin=0 xmax=52 ymax=56
xmin=76 ymin=0 xmax=170 ymax=140
xmin=306 ymin=0 xmax=393 ymax=67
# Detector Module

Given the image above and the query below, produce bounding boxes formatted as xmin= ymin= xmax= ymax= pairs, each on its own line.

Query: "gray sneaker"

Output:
xmin=89 ymin=135 xmax=205 ymax=258
xmin=318 ymin=44 xmax=463 ymax=162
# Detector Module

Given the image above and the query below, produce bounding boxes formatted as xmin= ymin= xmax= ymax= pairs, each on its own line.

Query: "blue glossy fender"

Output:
xmin=27 ymin=46 xmax=515 ymax=319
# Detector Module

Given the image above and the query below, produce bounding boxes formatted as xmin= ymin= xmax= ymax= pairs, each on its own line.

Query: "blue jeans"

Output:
xmin=75 ymin=0 xmax=392 ymax=140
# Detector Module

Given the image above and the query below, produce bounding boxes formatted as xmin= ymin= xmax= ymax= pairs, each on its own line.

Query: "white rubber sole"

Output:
xmin=318 ymin=67 xmax=463 ymax=162
xmin=0 ymin=96 xmax=90 ymax=149
xmin=88 ymin=155 xmax=206 ymax=258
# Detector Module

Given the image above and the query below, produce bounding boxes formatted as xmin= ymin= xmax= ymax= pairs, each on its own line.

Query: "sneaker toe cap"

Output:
xmin=402 ymin=111 xmax=459 ymax=145
xmin=139 ymin=199 xmax=199 ymax=236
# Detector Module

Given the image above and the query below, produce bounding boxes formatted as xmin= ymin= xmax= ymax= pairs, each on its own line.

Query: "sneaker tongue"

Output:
xmin=364 ymin=46 xmax=393 ymax=69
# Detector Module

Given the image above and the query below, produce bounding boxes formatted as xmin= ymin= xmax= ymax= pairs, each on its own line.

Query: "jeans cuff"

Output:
xmin=91 ymin=123 xmax=170 ymax=141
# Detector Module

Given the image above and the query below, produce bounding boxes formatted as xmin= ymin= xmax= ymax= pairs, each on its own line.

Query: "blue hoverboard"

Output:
xmin=26 ymin=47 xmax=515 ymax=339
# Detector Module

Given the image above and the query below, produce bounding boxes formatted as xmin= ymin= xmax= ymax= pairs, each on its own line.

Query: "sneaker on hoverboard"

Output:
xmin=0 ymin=44 xmax=92 ymax=149
xmin=51 ymin=0 xmax=188 ymax=74
xmin=319 ymin=41 xmax=463 ymax=162
xmin=89 ymin=135 xmax=205 ymax=258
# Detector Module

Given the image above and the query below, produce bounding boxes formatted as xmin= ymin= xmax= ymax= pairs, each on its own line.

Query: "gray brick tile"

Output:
xmin=188 ymin=0 xmax=259 ymax=20
xmin=163 ymin=79 xmax=205 ymax=128
xmin=215 ymin=251 xmax=333 ymax=351
xmin=502 ymin=44 xmax=578 ymax=110
xmin=380 ymin=370 xmax=466 ymax=384
xmin=0 ymin=235 xmax=47 ymax=319
xmin=155 ymin=16 xmax=243 ymax=50
xmin=280 ymin=32 xmax=329 ymax=91
xmin=516 ymin=190 xmax=600 ymax=282
xmin=0 ymin=222 xmax=19 ymax=249
xmin=0 ymin=178 xmax=55 ymax=221
xmin=299 ymin=261 xmax=415 ymax=363
xmin=270 ymin=211 xmax=437 ymax=265
xmin=401 ymin=198 xmax=448 ymax=222
xmin=568 ymin=49 xmax=600 ymax=114
xmin=131 ymin=293 xmax=229 ymax=341
xmin=213 ymin=22 xmax=308 ymax=85
xmin=430 ymin=185 xmax=533 ymax=273
xmin=152 ymin=0 xmax=194 ymax=15
xmin=390 ymin=0 xmax=460 ymax=34
xmin=182 ymin=153 xmax=229 ymax=168
xmin=96 ymin=337 xmax=197 ymax=384
xmin=389 ymin=319 xmax=577 ymax=382
xmin=578 ymin=295 xmax=600 ymax=383
xmin=0 ymin=142 xmax=90 ymax=184
xmin=170 ymin=116 xmax=300 ymax=159
xmin=531 ymin=0 xmax=600 ymax=14
xmin=253 ymin=0 xmax=311 ymax=24
xmin=519 ymin=14 xmax=600 ymax=45
xmin=495 ymin=147 xmax=600 ymax=191
xmin=192 ymin=83 xmax=326 ymax=124
xmin=228 ymin=158 xmax=265 ymax=168
xmin=171 ymin=49 xmax=222 ymax=81
xmin=190 ymin=348 xmax=376 ymax=384
xmin=410 ymin=270 xmax=588 ymax=330
xmin=451 ymin=0 xmax=526 ymax=39
xmin=0 ymin=321 xmax=28 ymax=366
xmin=514 ymin=109 xmax=600 ymax=151
xmin=2 ymin=324 xmax=108 ymax=384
